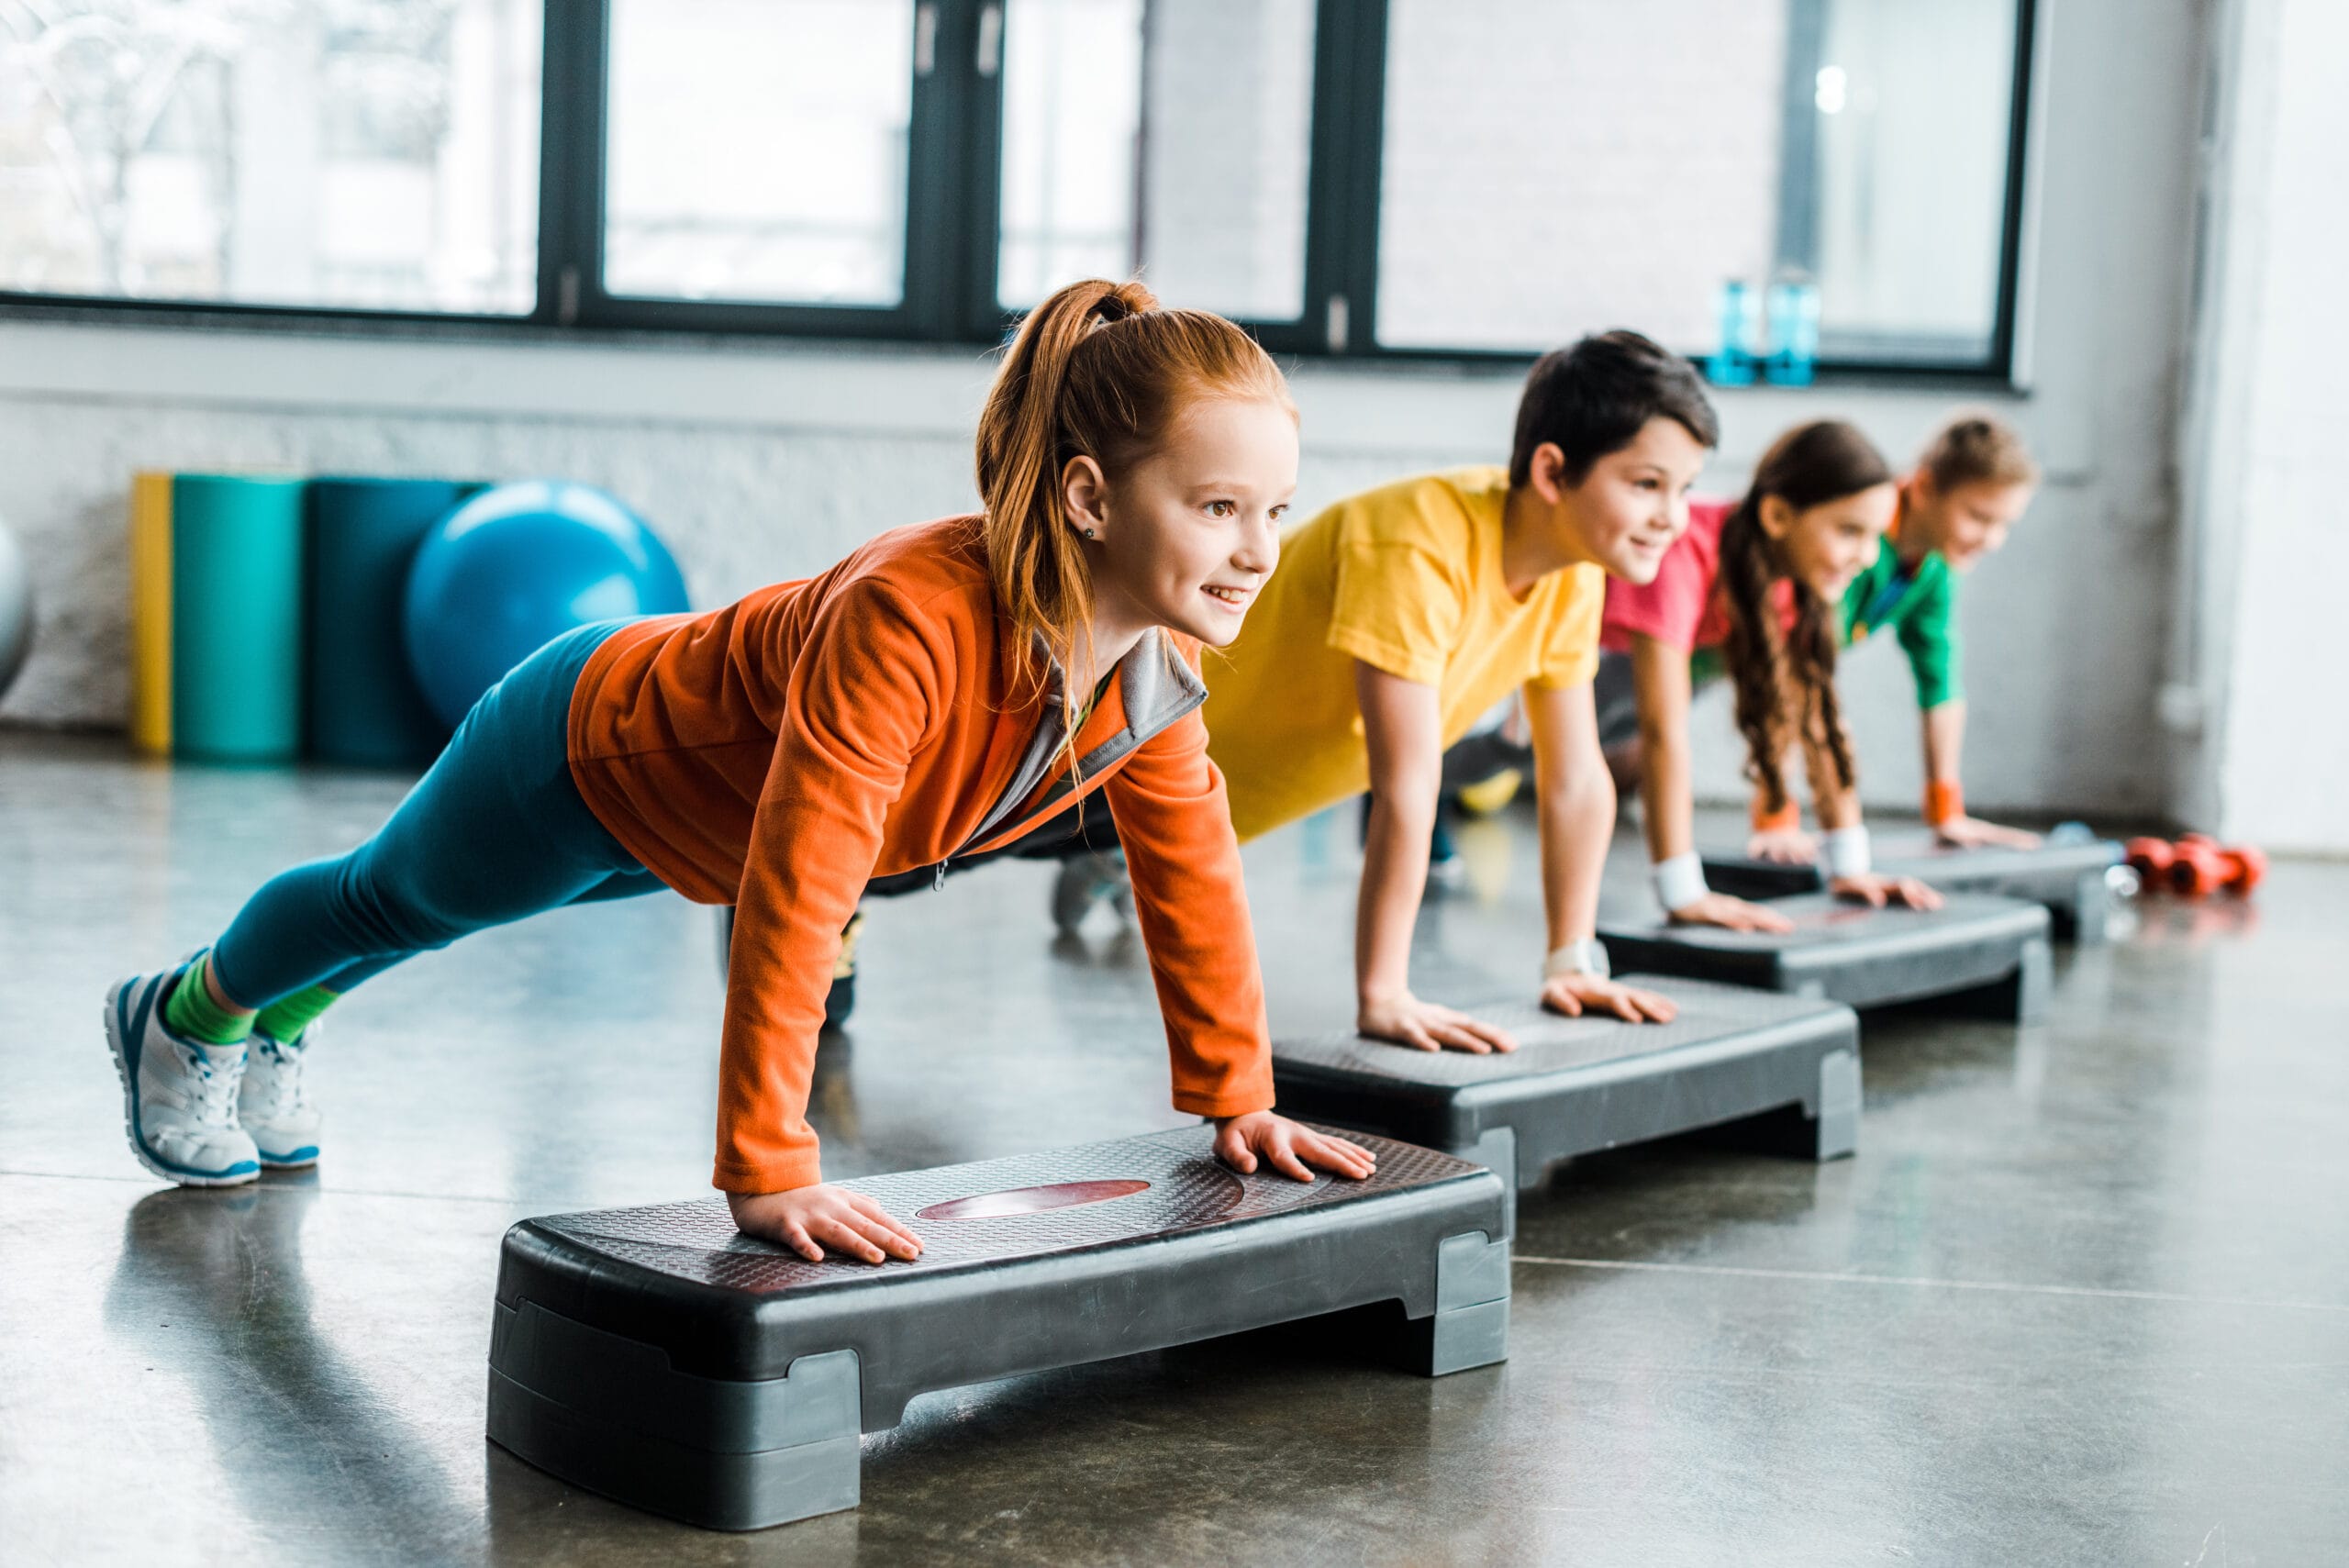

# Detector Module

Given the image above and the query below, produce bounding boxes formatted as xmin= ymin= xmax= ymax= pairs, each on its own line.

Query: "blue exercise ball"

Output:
xmin=0 ymin=519 xmax=31 ymax=703
xmin=403 ymin=481 xmax=688 ymax=730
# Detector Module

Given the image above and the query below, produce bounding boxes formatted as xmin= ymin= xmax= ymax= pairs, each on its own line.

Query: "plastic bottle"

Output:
xmin=1707 ymin=279 xmax=1756 ymax=386
xmin=1764 ymin=277 xmax=1821 ymax=386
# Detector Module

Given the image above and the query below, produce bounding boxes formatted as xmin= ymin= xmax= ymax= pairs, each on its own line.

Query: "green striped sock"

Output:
xmin=162 ymin=955 xmax=254 ymax=1047
xmin=254 ymin=984 xmax=339 ymax=1044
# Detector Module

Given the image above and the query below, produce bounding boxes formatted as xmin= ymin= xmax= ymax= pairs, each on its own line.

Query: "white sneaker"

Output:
xmin=241 ymin=1027 xmax=323 ymax=1170
xmin=103 ymin=962 xmax=260 ymax=1187
xmin=1051 ymin=850 xmax=1132 ymax=936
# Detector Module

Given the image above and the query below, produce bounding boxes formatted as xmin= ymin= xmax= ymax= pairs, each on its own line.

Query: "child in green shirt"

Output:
xmin=1747 ymin=412 xmax=2043 ymax=860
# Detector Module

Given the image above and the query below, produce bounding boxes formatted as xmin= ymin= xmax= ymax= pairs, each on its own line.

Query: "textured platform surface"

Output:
xmin=1701 ymin=829 xmax=2123 ymax=933
xmin=1273 ymin=979 xmax=1850 ymax=1088
xmin=1605 ymin=890 xmax=2043 ymax=951
xmin=521 ymin=1125 xmax=1484 ymax=1297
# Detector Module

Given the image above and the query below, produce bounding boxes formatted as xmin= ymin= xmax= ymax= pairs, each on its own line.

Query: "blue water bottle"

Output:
xmin=1765 ymin=276 xmax=1821 ymax=385
xmin=1707 ymin=279 xmax=1756 ymax=386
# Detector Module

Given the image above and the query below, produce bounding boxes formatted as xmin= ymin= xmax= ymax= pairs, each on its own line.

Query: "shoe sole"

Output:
xmin=103 ymin=974 xmax=260 ymax=1188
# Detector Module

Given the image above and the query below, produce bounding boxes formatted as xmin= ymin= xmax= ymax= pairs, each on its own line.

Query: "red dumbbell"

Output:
xmin=2165 ymin=834 xmax=2266 ymax=898
xmin=2124 ymin=836 xmax=2175 ymax=881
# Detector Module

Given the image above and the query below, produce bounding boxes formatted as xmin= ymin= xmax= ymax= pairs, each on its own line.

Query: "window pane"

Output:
xmin=997 ymin=0 xmax=1314 ymax=320
xmin=1375 ymin=0 xmax=2021 ymax=362
xmin=605 ymin=0 xmax=915 ymax=307
xmin=0 ymin=0 xmax=541 ymax=314
xmin=1802 ymin=0 xmax=2021 ymax=362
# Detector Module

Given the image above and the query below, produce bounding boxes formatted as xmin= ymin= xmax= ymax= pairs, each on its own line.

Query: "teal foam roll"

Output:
xmin=305 ymin=478 xmax=480 ymax=767
xmin=170 ymin=474 xmax=306 ymax=762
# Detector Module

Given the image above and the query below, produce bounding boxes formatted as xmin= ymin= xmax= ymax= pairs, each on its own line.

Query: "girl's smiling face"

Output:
xmin=1764 ymin=482 xmax=1901 ymax=599
xmin=1062 ymin=395 xmax=1297 ymax=650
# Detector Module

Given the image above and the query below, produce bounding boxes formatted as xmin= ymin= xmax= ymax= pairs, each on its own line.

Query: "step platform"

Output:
xmin=1701 ymin=828 xmax=2125 ymax=940
xmin=487 ymin=1125 xmax=1507 ymax=1531
xmin=1272 ymin=978 xmax=1860 ymax=1238
xmin=1599 ymin=891 xmax=2052 ymax=1020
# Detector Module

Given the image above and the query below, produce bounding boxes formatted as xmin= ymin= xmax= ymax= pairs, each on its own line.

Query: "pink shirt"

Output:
xmin=1601 ymin=497 xmax=1795 ymax=655
xmin=1603 ymin=498 xmax=1733 ymax=654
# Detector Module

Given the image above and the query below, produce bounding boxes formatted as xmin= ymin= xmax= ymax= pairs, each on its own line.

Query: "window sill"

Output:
xmin=1 ymin=299 xmax=2032 ymax=465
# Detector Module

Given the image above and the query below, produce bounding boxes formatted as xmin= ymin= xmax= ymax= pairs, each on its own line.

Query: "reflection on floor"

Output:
xmin=2 ymin=735 xmax=2343 ymax=1566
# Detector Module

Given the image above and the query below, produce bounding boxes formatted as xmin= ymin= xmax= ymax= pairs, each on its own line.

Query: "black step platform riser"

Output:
xmin=1276 ymin=1012 xmax=1854 ymax=1156
xmin=1605 ymin=930 xmax=2032 ymax=1009
xmin=488 ymin=1369 xmax=863 ymax=1531
xmin=1271 ymin=981 xmax=1861 ymax=1235
xmin=1701 ymin=836 xmax=2122 ymax=942
xmin=485 ymin=1126 xmax=1509 ymax=1530
xmin=496 ymin=1178 xmax=1497 ymax=1429
xmin=1598 ymin=895 xmax=2052 ymax=1020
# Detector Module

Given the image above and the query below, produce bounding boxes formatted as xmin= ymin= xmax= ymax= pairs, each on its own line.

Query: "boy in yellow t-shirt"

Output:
xmin=1058 ymin=330 xmax=1722 ymax=1051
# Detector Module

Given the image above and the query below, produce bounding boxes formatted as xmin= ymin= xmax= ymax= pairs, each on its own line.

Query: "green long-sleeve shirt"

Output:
xmin=1840 ymin=542 xmax=1960 ymax=710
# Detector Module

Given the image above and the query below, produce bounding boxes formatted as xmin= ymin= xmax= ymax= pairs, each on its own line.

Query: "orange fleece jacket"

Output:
xmin=566 ymin=517 xmax=1276 ymax=1194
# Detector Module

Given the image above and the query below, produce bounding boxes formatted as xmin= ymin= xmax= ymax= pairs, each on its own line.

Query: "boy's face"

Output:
xmin=1547 ymin=417 xmax=1709 ymax=584
xmin=1909 ymin=475 xmax=2032 ymax=573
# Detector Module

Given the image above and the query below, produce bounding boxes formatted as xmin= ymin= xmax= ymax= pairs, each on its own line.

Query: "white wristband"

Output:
xmin=1824 ymin=825 xmax=1872 ymax=880
xmin=1543 ymin=939 xmax=1610 ymax=981
xmin=1652 ymin=852 xmax=1709 ymax=912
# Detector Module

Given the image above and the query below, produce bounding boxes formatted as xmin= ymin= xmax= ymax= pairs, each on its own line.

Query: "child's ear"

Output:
xmin=1757 ymin=494 xmax=1795 ymax=539
xmin=1527 ymin=441 xmax=1571 ymax=505
xmin=1062 ymin=455 xmax=1109 ymax=540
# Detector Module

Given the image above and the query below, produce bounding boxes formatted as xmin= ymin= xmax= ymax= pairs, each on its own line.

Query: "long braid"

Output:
xmin=1716 ymin=420 xmax=1887 ymax=811
xmin=1787 ymin=573 xmax=1856 ymax=799
xmin=1718 ymin=498 xmax=1799 ymax=813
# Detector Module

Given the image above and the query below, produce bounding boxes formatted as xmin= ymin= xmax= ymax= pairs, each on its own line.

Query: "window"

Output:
xmin=604 ymin=0 xmax=916 ymax=307
xmin=1795 ymin=0 xmax=2026 ymax=363
xmin=0 ymin=0 xmax=2034 ymax=375
xmin=1377 ymin=0 xmax=1786 ymax=354
xmin=0 ymin=0 xmax=541 ymax=316
xmin=996 ymin=0 xmax=1317 ymax=325
xmin=1374 ymin=0 xmax=2032 ymax=366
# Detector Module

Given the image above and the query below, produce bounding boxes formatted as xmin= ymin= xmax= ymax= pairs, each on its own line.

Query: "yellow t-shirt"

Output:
xmin=1203 ymin=466 xmax=1605 ymax=841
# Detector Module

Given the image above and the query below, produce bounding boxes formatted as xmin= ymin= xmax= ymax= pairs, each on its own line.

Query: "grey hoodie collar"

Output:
xmin=957 ymin=628 xmax=1208 ymax=857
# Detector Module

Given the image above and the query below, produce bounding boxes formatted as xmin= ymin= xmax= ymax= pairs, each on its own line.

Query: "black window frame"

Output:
xmin=0 ymin=0 xmax=2036 ymax=384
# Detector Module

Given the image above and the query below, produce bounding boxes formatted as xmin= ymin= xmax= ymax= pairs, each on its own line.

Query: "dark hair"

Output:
xmin=1508 ymin=329 xmax=1720 ymax=488
xmin=1717 ymin=420 xmax=1895 ymax=814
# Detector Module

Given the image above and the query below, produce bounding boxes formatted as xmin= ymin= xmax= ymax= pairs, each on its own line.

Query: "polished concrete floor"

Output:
xmin=3 ymin=731 xmax=2343 ymax=1567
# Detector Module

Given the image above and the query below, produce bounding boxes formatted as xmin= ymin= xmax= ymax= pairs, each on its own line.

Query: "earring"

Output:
xmin=1084 ymin=528 xmax=1098 ymax=539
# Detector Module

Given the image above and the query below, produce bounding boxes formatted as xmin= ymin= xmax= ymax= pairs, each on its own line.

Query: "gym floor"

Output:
xmin=4 ymin=732 xmax=2343 ymax=1567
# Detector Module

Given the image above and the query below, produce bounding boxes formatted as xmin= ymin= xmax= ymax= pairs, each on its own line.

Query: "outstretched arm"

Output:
xmin=1633 ymin=635 xmax=1792 ymax=930
xmin=718 ymin=583 xmax=942 ymax=1260
xmin=1921 ymin=700 xmax=2040 ymax=848
xmin=1353 ymin=661 xmax=1517 ymax=1053
xmin=1108 ymin=697 xmax=1375 ymax=1181
xmin=1800 ymin=709 xmax=1939 ymax=910
xmin=1523 ymin=679 xmax=1676 ymax=1020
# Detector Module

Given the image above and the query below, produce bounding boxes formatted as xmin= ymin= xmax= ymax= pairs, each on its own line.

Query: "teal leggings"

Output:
xmin=207 ymin=622 xmax=663 ymax=1009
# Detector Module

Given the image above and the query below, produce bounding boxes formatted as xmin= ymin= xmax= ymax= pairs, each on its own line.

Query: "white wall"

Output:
xmin=0 ymin=0 xmax=2208 ymax=824
xmin=2175 ymin=0 xmax=2349 ymax=852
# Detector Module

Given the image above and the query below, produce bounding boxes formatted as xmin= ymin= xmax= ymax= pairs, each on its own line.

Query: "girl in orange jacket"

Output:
xmin=103 ymin=279 xmax=1375 ymax=1260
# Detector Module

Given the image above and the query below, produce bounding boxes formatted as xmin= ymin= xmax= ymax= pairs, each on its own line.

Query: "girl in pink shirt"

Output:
xmin=1599 ymin=420 xmax=1942 ymax=929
